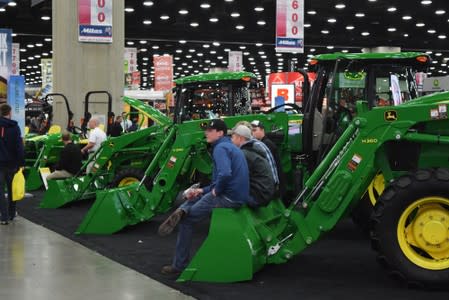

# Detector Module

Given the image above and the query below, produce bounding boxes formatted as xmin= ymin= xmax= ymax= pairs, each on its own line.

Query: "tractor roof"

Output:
xmin=174 ymin=71 xmax=256 ymax=85
xmin=312 ymin=52 xmax=430 ymax=62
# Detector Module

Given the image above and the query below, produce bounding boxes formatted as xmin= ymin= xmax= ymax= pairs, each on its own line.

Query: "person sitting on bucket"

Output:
xmin=46 ymin=132 xmax=83 ymax=180
xmin=231 ymin=124 xmax=275 ymax=207
xmin=158 ymin=119 xmax=250 ymax=275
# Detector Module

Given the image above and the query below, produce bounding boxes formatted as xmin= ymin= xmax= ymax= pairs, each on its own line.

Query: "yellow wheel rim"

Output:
xmin=118 ymin=177 xmax=139 ymax=187
xmin=397 ymin=196 xmax=449 ymax=270
xmin=367 ymin=173 xmax=385 ymax=206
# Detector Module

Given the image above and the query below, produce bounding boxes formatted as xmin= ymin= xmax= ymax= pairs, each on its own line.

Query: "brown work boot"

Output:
xmin=158 ymin=209 xmax=184 ymax=236
xmin=161 ymin=265 xmax=181 ymax=275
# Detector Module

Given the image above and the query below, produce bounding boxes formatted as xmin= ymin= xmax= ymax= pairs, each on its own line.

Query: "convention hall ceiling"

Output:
xmin=1 ymin=0 xmax=448 ymax=87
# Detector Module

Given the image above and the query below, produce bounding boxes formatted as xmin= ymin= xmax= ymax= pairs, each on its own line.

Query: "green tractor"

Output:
xmin=70 ymin=52 xmax=432 ymax=236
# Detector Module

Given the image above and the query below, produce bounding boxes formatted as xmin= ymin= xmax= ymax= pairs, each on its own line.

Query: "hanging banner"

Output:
xmin=41 ymin=58 xmax=53 ymax=96
xmin=0 ymin=28 xmax=12 ymax=103
xmin=228 ymin=51 xmax=243 ymax=72
xmin=124 ymin=47 xmax=137 ymax=90
xmin=275 ymin=0 xmax=304 ymax=53
xmin=11 ymin=43 xmax=20 ymax=76
xmin=154 ymin=55 xmax=173 ymax=91
xmin=7 ymin=76 xmax=25 ymax=137
xmin=78 ymin=0 xmax=113 ymax=43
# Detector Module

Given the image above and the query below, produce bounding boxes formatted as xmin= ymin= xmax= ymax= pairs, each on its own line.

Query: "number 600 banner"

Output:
xmin=275 ymin=0 xmax=304 ymax=53
xmin=78 ymin=0 xmax=113 ymax=43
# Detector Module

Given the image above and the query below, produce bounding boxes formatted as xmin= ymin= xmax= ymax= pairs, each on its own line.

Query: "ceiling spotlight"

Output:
xmin=435 ymin=10 xmax=446 ymax=15
xmin=327 ymin=18 xmax=337 ymax=23
xmin=387 ymin=28 xmax=397 ymax=32
xmin=209 ymin=17 xmax=219 ymax=22
xmin=254 ymin=7 xmax=264 ymax=12
xmin=304 ymin=24 xmax=311 ymax=28
xmin=335 ymin=4 xmax=346 ymax=9
xmin=427 ymin=29 xmax=436 ymax=34
xmin=361 ymin=32 xmax=370 ymax=36
xmin=200 ymin=3 xmax=211 ymax=9
xmin=326 ymin=46 xmax=334 ymax=49
xmin=346 ymin=25 xmax=355 ymax=30
xmin=402 ymin=15 xmax=412 ymax=20
xmin=143 ymin=20 xmax=152 ymax=25
xmin=387 ymin=7 xmax=397 ymax=12
xmin=257 ymin=20 xmax=266 ymax=25
xmin=41 ymin=16 xmax=50 ymax=21
xmin=421 ymin=0 xmax=432 ymax=5
xmin=416 ymin=22 xmax=425 ymax=27
xmin=7 ymin=1 xmax=17 ymax=6
xmin=179 ymin=40 xmax=187 ymax=44
xmin=438 ymin=35 xmax=447 ymax=39
xmin=307 ymin=10 xmax=317 ymax=15
xmin=355 ymin=13 xmax=365 ymax=17
xmin=125 ymin=7 xmax=134 ymax=12
xmin=190 ymin=22 xmax=199 ymax=27
xmin=160 ymin=15 xmax=169 ymax=20
xmin=321 ymin=30 xmax=330 ymax=34
xmin=179 ymin=9 xmax=189 ymax=15
xmin=235 ymin=25 xmax=245 ymax=30
xmin=231 ymin=12 xmax=240 ymax=17
xmin=212 ymin=42 xmax=220 ymax=46
xmin=255 ymin=43 xmax=263 ymax=47
xmin=143 ymin=1 xmax=154 ymax=6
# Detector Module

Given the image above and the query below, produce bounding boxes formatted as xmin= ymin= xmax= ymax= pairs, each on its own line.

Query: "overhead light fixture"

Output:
xmin=179 ymin=9 xmax=189 ymax=15
xmin=179 ymin=40 xmax=187 ymax=44
xmin=235 ymin=25 xmax=245 ymax=30
xmin=190 ymin=22 xmax=199 ymax=27
xmin=143 ymin=1 xmax=154 ymax=6
xmin=7 ymin=1 xmax=17 ymax=6
xmin=361 ymin=32 xmax=370 ymax=36
xmin=388 ymin=28 xmax=397 ymax=32
xmin=327 ymin=18 xmax=337 ymax=23
xmin=346 ymin=25 xmax=355 ymax=30
xmin=209 ymin=17 xmax=219 ymax=22
xmin=427 ymin=29 xmax=436 ymax=34
xmin=143 ymin=20 xmax=152 ymax=25
xmin=41 ymin=16 xmax=50 ymax=21
xmin=335 ymin=4 xmax=346 ymax=9
xmin=254 ymin=7 xmax=264 ymax=12
xmin=160 ymin=15 xmax=169 ymax=20
xmin=125 ymin=7 xmax=134 ymax=12
xmin=402 ymin=15 xmax=412 ymax=20
xmin=416 ymin=22 xmax=425 ymax=27
xmin=307 ymin=10 xmax=317 ymax=15
xmin=231 ymin=12 xmax=240 ymax=17
xmin=387 ymin=7 xmax=397 ymax=12
xmin=355 ymin=13 xmax=365 ymax=17
xmin=200 ymin=3 xmax=211 ymax=9
xmin=257 ymin=20 xmax=266 ymax=25
xmin=435 ymin=10 xmax=446 ymax=15
xmin=438 ymin=35 xmax=447 ymax=39
xmin=421 ymin=0 xmax=432 ymax=5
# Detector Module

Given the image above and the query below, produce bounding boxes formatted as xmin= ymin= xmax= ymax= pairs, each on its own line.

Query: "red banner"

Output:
xmin=153 ymin=55 xmax=173 ymax=91
xmin=267 ymin=72 xmax=316 ymax=106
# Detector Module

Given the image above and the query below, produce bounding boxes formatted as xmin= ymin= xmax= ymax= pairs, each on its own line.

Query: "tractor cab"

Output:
xmin=302 ymin=52 xmax=431 ymax=170
xmin=173 ymin=71 xmax=257 ymax=123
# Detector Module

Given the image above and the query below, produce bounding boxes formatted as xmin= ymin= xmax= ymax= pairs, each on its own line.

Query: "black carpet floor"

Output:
xmin=17 ymin=191 xmax=449 ymax=300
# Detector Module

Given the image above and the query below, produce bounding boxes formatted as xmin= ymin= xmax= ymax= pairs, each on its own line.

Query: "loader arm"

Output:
xmin=179 ymin=97 xmax=449 ymax=282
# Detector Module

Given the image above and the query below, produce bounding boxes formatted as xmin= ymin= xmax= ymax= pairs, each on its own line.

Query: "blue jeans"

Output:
xmin=172 ymin=191 xmax=242 ymax=270
xmin=0 ymin=167 xmax=16 ymax=222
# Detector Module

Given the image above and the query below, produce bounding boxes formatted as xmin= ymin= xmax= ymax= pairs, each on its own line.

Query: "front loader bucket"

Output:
xmin=76 ymin=184 xmax=152 ymax=235
xmin=177 ymin=202 xmax=290 ymax=283
xmin=25 ymin=168 xmax=43 ymax=191
xmin=40 ymin=178 xmax=83 ymax=208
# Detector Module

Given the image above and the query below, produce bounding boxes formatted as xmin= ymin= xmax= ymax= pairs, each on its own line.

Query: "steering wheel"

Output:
xmin=70 ymin=126 xmax=88 ymax=139
xmin=265 ymin=103 xmax=302 ymax=114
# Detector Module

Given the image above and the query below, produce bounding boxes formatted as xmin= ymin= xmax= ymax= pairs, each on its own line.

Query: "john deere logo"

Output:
xmin=385 ymin=110 xmax=398 ymax=121
xmin=433 ymin=79 xmax=440 ymax=87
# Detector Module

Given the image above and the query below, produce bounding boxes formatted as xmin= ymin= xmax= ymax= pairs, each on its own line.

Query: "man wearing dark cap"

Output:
xmin=158 ymin=119 xmax=250 ymax=275
xmin=0 ymin=104 xmax=25 ymax=225
xmin=251 ymin=119 xmax=286 ymax=201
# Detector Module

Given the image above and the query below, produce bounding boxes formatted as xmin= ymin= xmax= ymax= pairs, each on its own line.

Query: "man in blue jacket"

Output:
xmin=0 ymin=104 xmax=25 ymax=225
xmin=158 ymin=119 xmax=249 ymax=275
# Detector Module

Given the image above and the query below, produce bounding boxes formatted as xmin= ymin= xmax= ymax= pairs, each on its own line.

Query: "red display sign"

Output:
xmin=267 ymin=72 xmax=316 ymax=106
xmin=153 ymin=55 xmax=173 ymax=91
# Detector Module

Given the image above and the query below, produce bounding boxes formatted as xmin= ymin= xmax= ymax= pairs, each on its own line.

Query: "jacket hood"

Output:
xmin=0 ymin=117 xmax=18 ymax=128
xmin=241 ymin=139 xmax=266 ymax=158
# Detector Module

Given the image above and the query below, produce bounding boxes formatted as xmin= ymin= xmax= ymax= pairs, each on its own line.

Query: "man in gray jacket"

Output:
xmin=231 ymin=125 xmax=275 ymax=207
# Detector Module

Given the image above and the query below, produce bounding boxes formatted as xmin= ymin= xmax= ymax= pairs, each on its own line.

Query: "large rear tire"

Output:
xmin=371 ymin=168 xmax=449 ymax=289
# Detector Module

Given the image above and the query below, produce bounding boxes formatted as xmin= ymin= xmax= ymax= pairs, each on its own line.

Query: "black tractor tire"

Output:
xmin=110 ymin=168 xmax=151 ymax=190
xmin=370 ymin=168 xmax=449 ymax=289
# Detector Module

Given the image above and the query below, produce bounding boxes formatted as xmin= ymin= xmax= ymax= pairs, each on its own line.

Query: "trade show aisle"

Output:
xmin=0 ymin=215 xmax=192 ymax=300
xmin=7 ymin=193 xmax=449 ymax=300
